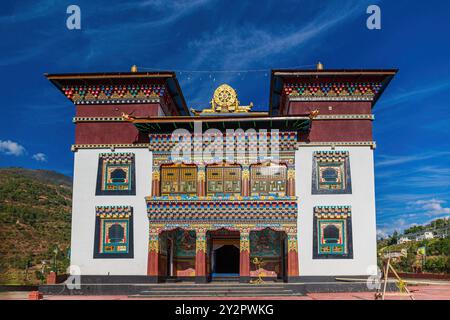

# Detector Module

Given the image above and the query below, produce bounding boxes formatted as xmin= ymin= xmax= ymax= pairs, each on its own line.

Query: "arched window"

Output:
xmin=161 ymin=165 xmax=197 ymax=195
xmin=108 ymin=223 xmax=125 ymax=243
xmin=110 ymin=168 xmax=127 ymax=183
xmin=322 ymin=167 xmax=338 ymax=183
xmin=206 ymin=165 xmax=241 ymax=196
xmin=250 ymin=164 xmax=287 ymax=196
xmin=323 ymin=225 xmax=340 ymax=244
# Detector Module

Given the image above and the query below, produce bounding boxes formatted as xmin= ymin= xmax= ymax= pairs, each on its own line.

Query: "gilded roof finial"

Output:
xmin=131 ymin=65 xmax=138 ymax=73
xmin=316 ymin=61 xmax=324 ymax=70
xmin=191 ymin=84 xmax=253 ymax=115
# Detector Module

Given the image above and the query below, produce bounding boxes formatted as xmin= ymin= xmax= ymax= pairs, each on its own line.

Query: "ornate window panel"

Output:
xmin=250 ymin=164 xmax=287 ymax=197
xmin=313 ymin=206 xmax=353 ymax=259
xmin=206 ymin=165 xmax=242 ymax=196
xmin=94 ymin=206 xmax=134 ymax=259
xmin=312 ymin=151 xmax=351 ymax=194
xmin=96 ymin=153 xmax=136 ymax=196
xmin=160 ymin=165 xmax=197 ymax=196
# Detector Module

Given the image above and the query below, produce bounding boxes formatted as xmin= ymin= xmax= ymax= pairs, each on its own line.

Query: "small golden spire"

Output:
xmin=131 ymin=65 xmax=138 ymax=73
xmin=316 ymin=61 xmax=324 ymax=70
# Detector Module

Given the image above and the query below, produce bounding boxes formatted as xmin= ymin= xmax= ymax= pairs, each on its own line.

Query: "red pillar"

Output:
xmin=239 ymin=229 xmax=250 ymax=281
xmin=195 ymin=229 xmax=207 ymax=282
xmin=287 ymin=231 xmax=299 ymax=278
xmin=147 ymin=230 xmax=159 ymax=280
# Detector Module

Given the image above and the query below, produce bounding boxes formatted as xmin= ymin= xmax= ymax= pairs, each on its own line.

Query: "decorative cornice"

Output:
xmin=71 ymin=143 xmax=150 ymax=151
xmin=95 ymin=205 xmax=133 ymax=218
xmin=289 ymin=96 xmax=373 ymax=102
xmin=147 ymin=198 xmax=298 ymax=222
xmin=315 ymin=114 xmax=374 ymax=120
xmin=74 ymin=98 xmax=160 ymax=105
xmin=72 ymin=114 xmax=373 ymax=123
xmin=314 ymin=206 xmax=351 ymax=219
xmin=62 ymin=83 xmax=164 ymax=105
xmin=285 ymin=82 xmax=382 ymax=102
xmin=297 ymin=141 xmax=376 ymax=149
xmin=73 ymin=117 xmax=125 ymax=123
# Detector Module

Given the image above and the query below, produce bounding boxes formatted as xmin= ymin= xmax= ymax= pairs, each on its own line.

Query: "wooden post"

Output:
xmin=287 ymin=168 xmax=296 ymax=197
xmin=242 ymin=167 xmax=250 ymax=197
xmin=287 ymin=229 xmax=299 ymax=279
xmin=151 ymin=170 xmax=160 ymax=197
xmin=195 ymin=228 xmax=207 ymax=282
xmin=239 ymin=228 xmax=250 ymax=282
xmin=197 ymin=166 xmax=205 ymax=197
xmin=147 ymin=228 xmax=159 ymax=281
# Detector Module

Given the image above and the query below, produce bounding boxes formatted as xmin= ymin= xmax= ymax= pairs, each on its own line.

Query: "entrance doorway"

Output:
xmin=214 ymin=245 xmax=239 ymax=274
xmin=211 ymin=237 xmax=240 ymax=277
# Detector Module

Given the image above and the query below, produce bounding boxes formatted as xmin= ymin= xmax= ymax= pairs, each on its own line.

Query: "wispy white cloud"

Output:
xmin=32 ymin=152 xmax=48 ymax=162
xmin=376 ymin=151 xmax=450 ymax=168
xmin=0 ymin=140 xmax=26 ymax=156
xmin=86 ymin=0 xmax=215 ymax=36
xmin=409 ymin=199 xmax=450 ymax=215
xmin=376 ymin=78 xmax=450 ymax=112
xmin=182 ymin=1 xmax=369 ymax=105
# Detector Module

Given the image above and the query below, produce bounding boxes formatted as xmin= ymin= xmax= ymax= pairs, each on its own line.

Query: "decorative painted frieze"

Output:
xmin=62 ymin=84 xmax=165 ymax=104
xmin=284 ymin=82 xmax=382 ymax=101
xmin=148 ymin=131 xmax=298 ymax=152
xmin=146 ymin=198 xmax=297 ymax=222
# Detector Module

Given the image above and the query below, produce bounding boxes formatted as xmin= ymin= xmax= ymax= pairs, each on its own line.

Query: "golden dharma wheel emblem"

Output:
xmin=213 ymin=84 xmax=237 ymax=108
xmin=190 ymin=83 xmax=253 ymax=115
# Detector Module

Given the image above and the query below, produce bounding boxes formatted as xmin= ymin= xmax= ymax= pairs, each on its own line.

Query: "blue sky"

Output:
xmin=0 ymin=0 xmax=449 ymax=237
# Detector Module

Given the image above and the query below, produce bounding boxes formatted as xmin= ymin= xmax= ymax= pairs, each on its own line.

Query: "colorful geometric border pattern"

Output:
xmin=148 ymin=131 xmax=298 ymax=152
xmin=62 ymin=84 xmax=165 ymax=104
xmin=96 ymin=152 xmax=136 ymax=196
xmin=94 ymin=206 xmax=134 ymax=259
xmin=313 ymin=206 xmax=353 ymax=259
xmin=151 ymin=151 xmax=296 ymax=171
xmin=312 ymin=151 xmax=352 ymax=195
xmin=284 ymin=82 xmax=382 ymax=101
xmin=147 ymin=197 xmax=297 ymax=222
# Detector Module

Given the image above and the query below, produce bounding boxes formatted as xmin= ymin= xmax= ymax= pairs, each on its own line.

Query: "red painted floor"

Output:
xmin=1 ymin=285 xmax=449 ymax=300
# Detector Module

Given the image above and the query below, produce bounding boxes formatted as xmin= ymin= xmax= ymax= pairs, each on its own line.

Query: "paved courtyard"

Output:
xmin=1 ymin=284 xmax=449 ymax=300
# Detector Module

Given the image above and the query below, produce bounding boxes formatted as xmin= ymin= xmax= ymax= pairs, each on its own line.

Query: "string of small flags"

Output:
xmin=138 ymin=64 xmax=315 ymax=81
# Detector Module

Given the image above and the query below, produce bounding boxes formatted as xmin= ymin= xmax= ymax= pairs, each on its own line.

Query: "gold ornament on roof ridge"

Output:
xmin=191 ymin=84 xmax=253 ymax=115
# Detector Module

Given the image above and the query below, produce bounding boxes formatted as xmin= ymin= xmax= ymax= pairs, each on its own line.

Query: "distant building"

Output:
xmin=397 ymin=236 xmax=411 ymax=244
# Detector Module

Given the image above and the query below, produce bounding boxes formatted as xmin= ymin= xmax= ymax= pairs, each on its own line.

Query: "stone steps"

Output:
xmin=130 ymin=283 xmax=301 ymax=297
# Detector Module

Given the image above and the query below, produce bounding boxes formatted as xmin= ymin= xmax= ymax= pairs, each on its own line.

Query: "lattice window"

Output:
xmin=312 ymin=151 xmax=351 ymax=194
xmin=96 ymin=153 xmax=135 ymax=196
xmin=250 ymin=164 xmax=287 ymax=196
xmin=161 ymin=165 xmax=197 ymax=195
xmin=94 ymin=206 xmax=134 ymax=258
xmin=206 ymin=166 xmax=241 ymax=196
xmin=313 ymin=206 xmax=353 ymax=259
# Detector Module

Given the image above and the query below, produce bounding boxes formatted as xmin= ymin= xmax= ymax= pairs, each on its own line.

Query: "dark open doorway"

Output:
xmin=214 ymin=245 xmax=239 ymax=274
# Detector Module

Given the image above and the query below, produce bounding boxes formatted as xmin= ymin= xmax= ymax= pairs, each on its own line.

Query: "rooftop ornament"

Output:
xmin=191 ymin=84 xmax=253 ymax=115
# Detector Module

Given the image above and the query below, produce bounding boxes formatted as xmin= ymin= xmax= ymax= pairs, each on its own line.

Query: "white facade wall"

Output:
xmin=70 ymin=148 xmax=152 ymax=275
xmin=295 ymin=146 xmax=377 ymax=276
